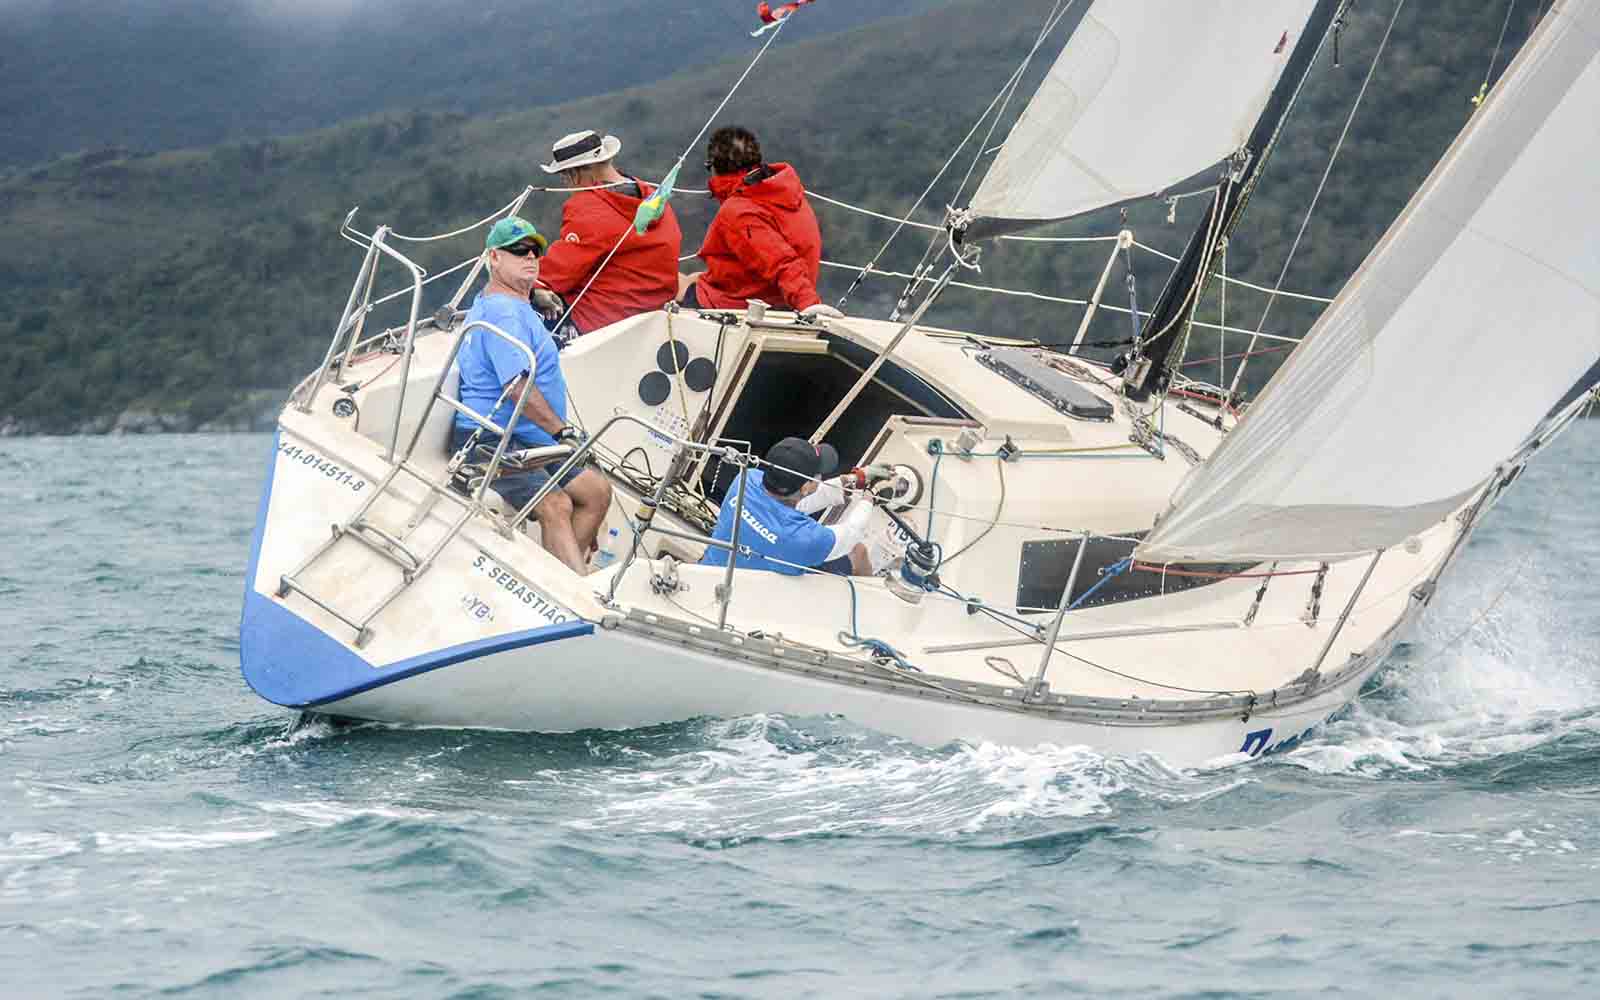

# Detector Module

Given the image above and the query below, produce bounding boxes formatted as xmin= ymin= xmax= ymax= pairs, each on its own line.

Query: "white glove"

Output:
xmin=800 ymin=303 xmax=844 ymax=321
xmin=862 ymin=463 xmax=896 ymax=485
xmin=532 ymin=288 xmax=565 ymax=322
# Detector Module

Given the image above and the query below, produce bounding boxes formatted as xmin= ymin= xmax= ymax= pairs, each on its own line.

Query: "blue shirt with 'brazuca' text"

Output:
xmin=700 ymin=469 xmax=836 ymax=575
xmin=454 ymin=291 xmax=567 ymax=446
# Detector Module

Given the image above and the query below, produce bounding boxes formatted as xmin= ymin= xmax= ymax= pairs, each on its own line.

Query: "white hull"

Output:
xmin=312 ymin=618 xmax=1406 ymax=766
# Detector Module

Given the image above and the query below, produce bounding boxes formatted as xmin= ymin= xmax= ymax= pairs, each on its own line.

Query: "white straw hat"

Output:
xmin=541 ymin=130 xmax=622 ymax=174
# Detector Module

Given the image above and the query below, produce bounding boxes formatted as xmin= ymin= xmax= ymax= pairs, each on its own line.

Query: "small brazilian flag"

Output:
xmin=633 ymin=161 xmax=681 ymax=235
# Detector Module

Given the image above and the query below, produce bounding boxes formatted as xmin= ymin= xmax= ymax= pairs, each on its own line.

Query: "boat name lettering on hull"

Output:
xmin=470 ymin=554 xmax=570 ymax=625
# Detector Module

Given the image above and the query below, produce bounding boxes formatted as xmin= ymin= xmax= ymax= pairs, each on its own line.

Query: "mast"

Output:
xmin=1121 ymin=0 xmax=1348 ymax=402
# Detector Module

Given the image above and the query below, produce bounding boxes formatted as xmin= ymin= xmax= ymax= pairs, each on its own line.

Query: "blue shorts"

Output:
xmin=450 ymin=429 xmax=584 ymax=513
xmin=818 ymin=554 xmax=853 ymax=576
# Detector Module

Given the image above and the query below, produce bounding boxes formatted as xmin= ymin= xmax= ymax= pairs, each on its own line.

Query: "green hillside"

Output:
xmin=0 ymin=0 xmax=1537 ymax=433
xmin=0 ymin=0 xmax=953 ymax=169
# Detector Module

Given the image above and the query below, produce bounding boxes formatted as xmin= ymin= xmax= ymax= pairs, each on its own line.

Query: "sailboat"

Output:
xmin=239 ymin=0 xmax=1600 ymax=767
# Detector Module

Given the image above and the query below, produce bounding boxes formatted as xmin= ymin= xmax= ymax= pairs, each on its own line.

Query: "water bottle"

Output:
xmin=594 ymin=527 xmax=622 ymax=569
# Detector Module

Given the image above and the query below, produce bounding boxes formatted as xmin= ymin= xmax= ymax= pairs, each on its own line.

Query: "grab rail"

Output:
xmin=401 ymin=318 xmax=539 ymax=509
xmin=295 ymin=226 xmax=430 ymax=466
xmin=368 ymin=235 xmax=427 ymax=463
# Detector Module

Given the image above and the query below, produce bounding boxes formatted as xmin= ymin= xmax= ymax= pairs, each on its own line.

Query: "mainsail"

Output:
xmin=1137 ymin=0 xmax=1600 ymax=565
xmin=966 ymin=0 xmax=1324 ymax=238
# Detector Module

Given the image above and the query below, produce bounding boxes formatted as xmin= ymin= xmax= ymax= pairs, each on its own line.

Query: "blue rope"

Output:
xmin=837 ymin=576 xmax=920 ymax=672
xmin=1066 ymin=557 xmax=1133 ymax=612
xmin=731 ymin=544 xmax=920 ymax=672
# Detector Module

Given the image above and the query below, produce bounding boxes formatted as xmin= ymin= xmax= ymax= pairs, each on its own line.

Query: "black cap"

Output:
xmin=763 ymin=437 xmax=838 ymax=496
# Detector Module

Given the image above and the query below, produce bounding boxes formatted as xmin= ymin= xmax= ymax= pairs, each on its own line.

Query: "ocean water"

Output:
xmin=2 ymin=428 xmax=1598 ymax=998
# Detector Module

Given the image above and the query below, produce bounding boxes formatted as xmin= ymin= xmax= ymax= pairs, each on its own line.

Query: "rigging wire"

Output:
xmin=1406 ymin=394 xmax=1596 ymax=673
xmin=1180 ymin=344 xmax=1294 ymax=368
xmin=543 ymin=12 xmax=795 ymax=348
xmin=1132 ymin=241 xmax=1334 ymax=302
xmin=940 ymin=454 xmax=1006 ymax=566
xmin=954 ymin=598 xmax=1258 ymax=698
xmin=382 ymin=189 xmax=530 ymax=243
xmin=1473 ymin=0 xmax=1519 ymax=107
xmin=817 ymin=259 xmax=1308 ymax=344
xmin=889 ymin=0 xmax=1071 ymax=317
xmin=834 ymin=0 xmax=1082 ymax=310
xmin=1228 ymin=0 xmax=1408 ymax=398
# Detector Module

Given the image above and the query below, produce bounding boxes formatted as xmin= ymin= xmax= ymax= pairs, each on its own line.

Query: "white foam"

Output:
xmin=90 ymin=829 xmax=278 ymax=854
xmin=0 ymin=831 xmax=83 ymax=864
xmin=560 ymin=715 xmax=1245 ymax=840
xmin=252 ymin=799 xmax=439 ymax=825
xmin=1280 ymin=734 xmax=1427 ymax=776
xmin=1290 ymin=488 xmax=1600 ymax=773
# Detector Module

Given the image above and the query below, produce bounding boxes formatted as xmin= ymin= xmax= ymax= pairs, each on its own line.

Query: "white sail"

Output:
xmin=969 ymin=0 xmax=1323 ymax=233
xmin=1137 ymin=0 xmax=1600 ymax=565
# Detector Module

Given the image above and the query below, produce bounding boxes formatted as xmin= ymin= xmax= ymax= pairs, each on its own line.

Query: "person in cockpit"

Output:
xmin=700 ymin=437 xmax=892 ymax=577
xmin=531 ymin=129 xmax=683 ymax=338
xmin=452 ymin=217 xmax=613 ymax=574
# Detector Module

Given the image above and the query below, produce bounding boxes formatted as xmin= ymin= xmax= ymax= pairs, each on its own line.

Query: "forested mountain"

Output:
xmin=0 ymin=0 xmax=1539 ymax=433
xmin=0 ymin=0 xmax=952 ymax=168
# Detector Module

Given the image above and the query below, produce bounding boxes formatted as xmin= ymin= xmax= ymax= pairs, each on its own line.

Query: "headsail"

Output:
xmin=966 ymin=0 xmax=1323 ymax=239
xmin=1137 ymin=0 xmax=1600 ymax=565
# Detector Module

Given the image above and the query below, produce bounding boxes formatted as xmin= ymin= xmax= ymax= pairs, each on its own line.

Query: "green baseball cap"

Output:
xmin=485 ymin=216 xmax=548 ymax=252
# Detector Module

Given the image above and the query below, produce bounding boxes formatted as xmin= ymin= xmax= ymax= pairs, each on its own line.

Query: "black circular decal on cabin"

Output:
xmin=638 ymin=371 xmax=672 ymax=406
xmin=683 ymin=358 xmax=716 ymax=392
xmin=656 ymin=341 xmax=690 ymax=374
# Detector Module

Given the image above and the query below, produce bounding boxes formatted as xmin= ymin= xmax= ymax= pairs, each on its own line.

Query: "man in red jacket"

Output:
xmin=680 ymin=126 xmax=843 ymax=320
xmin=534 ymin=130 xmax=683 ymax=336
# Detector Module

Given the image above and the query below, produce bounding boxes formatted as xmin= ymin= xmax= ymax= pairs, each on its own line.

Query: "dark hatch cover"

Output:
xmin=976 ymin=348 xmax=1114 ymax=421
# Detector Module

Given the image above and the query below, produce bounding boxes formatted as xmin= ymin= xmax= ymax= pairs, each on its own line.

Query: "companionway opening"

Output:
xmin=703 ymin=334 xmax=967 ymax=502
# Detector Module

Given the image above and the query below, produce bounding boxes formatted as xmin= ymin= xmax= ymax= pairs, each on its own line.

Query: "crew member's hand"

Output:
xmin=849 ymin=463 xmax=896 ymax=489
xmin=800 ymin=303 xmax=844 ymax=321
xmin=532 ymin=288 xmax=565 ymax=323
xmin=555 ymin=424 xmax=583 ymax=447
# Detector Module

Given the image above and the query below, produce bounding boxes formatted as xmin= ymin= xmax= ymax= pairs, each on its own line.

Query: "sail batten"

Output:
xmin=968 ymin=1 xmax=1324 ymax=236
xmin=1137 ymin=0 xmax=1600 ymax=565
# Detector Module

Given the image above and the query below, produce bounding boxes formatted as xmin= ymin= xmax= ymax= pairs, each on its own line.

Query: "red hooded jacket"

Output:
xmin=537 ymin=177 xmax=682 ymax=334
xmin=694 ymin=163 xmax=822 ymax=312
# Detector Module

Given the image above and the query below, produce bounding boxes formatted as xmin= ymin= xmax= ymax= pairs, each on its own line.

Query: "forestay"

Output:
xmin=1137 ymin=0 xmax=1600 ymax=565
xmin=967 ymin=0 xmax=1321 ymax=237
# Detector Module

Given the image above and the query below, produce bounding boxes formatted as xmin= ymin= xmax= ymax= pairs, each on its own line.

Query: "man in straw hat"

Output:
xmin=532 ymin=129 xmax=683 ymax=336
xmin=453 ymin=216 xmax=613 ymax=574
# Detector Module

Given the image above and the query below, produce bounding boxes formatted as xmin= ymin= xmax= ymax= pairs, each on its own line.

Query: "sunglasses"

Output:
xmin=498 ymin=241 xmax=543 ymax=258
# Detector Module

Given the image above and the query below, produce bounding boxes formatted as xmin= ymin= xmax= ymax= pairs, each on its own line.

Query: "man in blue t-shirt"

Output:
xmin=452 ymin=216 xmax=613 ymax=574
xmin=701 ymin=437 xmax=890 ymax=577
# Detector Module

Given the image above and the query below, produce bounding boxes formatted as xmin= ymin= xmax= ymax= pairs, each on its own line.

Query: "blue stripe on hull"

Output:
xmin=239 ymin=429 xmax=593 ymax=708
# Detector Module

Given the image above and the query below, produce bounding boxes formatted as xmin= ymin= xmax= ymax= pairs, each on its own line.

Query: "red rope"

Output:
xmin=1168 ymin=387 xmax=1237 ymax=414
xmin=1180 ymin=344 xmax=1293 ymax=367
xmin=1130 ymin=561 xmax=1325 ymax=580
